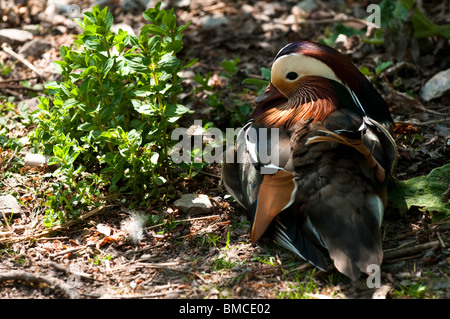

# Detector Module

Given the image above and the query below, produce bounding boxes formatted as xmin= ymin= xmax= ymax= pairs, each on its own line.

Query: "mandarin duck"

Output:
xmin=222 ymin=41 xmax=398 ymax=280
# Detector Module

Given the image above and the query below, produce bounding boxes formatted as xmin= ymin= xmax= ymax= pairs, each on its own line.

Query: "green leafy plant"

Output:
xmin=29 ymin=3 xmax=195 ymax=225
xmin=276 ymin=269 xmax=318 ymax=299
xmin=320 ymin=0 xmax=450 ymax=47
xmin=193 ymin=59 xmax=270 ymax=128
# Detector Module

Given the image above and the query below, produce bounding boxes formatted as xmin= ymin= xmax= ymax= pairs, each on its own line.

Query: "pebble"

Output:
xmin=292 ymin=0 xmax=318 ymax=18
xmin=198 ymin=15 xmax=229 ymax=30
xmin=174 ymin=194 xmax=213 ymax=214
xmin=0 ymin=194 xmax=22 ymax=219
xmin=0 ymin=28 xmax=33 ymax=44
xmin=23 ymin=153 xmax=51 ymax=168
xmin=420 ymin=68 xmax=450 ymax=101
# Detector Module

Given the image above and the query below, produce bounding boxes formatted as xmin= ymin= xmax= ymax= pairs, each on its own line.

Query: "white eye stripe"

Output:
xmin=271 ymin=55 xmax=339 ymax=91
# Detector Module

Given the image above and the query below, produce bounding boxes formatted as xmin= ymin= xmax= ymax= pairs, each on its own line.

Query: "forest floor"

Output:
xmin=0 ymin=0 xmax=449 ymax=300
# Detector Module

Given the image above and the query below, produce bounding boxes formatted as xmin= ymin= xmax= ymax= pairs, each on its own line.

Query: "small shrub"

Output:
xmin=29 ymin=3 xmax=195 ymax=224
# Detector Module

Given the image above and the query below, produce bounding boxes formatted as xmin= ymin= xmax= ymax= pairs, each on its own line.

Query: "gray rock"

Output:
xmin=420 ymin=68 xmax=450 ymax=101
xmin=292 ymin=0 xmax=318 ymax=17
xmin=0 ymin=194 xmax=22 ymax=219
xmin=174 ymin=194 xmax=213 ymax=214
xmin=23 ymin=153 xmax=51 ymax=168
xmin=198 ymin=15 xmax=229 ymax=30
xmin=0 ymin=29 xmax=33 ymax=44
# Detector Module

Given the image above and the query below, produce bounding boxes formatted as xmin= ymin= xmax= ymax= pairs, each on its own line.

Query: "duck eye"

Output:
xmin=286 ymin=72 xmax=298 ymax=80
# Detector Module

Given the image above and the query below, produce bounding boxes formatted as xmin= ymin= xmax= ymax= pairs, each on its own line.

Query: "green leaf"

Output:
xmin=78 ymin=122 xmax=98 ymax=131
xmin=80 ymin=65 xmax=98 ymax=77
xmin=103 ymin=58 xmax=114 ymax=78
xmin=184 ymin=58 xmax=198 ymax=69
xmin=375 ymin=61 xmax=393 ymax=75
xmin=159 ymin=53 xmax=180 ymax=73
xmin=141 ymin=24 xmax=170 ymax=37
xmin=261 ymin=67 xmax=271 ymax=81
xmin=221 ymin=57 xmax=239 ymax=75
xmin=99 ymin=103 xmax=116 ymax=122
xmin=105 ymin=11 xmax=114 ymax=31
xmin=165 ymin=39 xmax=183 ymax=53
xmin=359 ymin=66 xmax=371 ymax=76
xmin=155 ymin=176 xmax=166 ymax=185
xmin=388 ymin=163 xmax=450 ymax=220
xmin=164 ymin=104 xmax=189 ymax=119
xmin=47 ymin=156 xmax=62 ymax=166
xmin=242 ymin=78 xmax=269 ymax=86
xmin=162 ymin=12 xmax=177 ymax=31
xmin=63 ymin=98 xmax=79 ymax=109
xmin=83 ymin=36 xmax=106 ymax=50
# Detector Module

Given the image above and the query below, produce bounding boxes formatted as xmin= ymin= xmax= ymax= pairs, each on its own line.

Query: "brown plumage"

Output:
xmin=254 ymin=76 xmax=337 ymax=128
xmin=222 ymin=41 xmax=398 ymax=281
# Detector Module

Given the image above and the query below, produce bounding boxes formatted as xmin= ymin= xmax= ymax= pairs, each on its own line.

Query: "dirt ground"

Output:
xmin=0 ymin=0 xmax=449 ymax=300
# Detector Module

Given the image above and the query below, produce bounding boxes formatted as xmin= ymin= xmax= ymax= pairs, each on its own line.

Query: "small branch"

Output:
xmin=135 ymin=261 xmax=190 ymax=273
xmin=0 ymin=76 xmax=40 ymax=83
xmin=1 ymin=44 xmax=45 ymax=79
xmin=146 ymin=214 xmax=220 ymax=230
xmin=297 ymin=16 xmax=378 ymax=28
xmin=0 ymin=84 xmax=44 ymax=92
xmin=50 ymin=244 xmax=93 ymax=258
xmin=0 ymin=270 xmax=80 ymax=298
xmin=199 ymin=170 xmax=222 ymax=179
xmin=396 ymin=118 xmax=450 ymax=126
xmin=383 ymin=240 xmax=441 ymax=261
xmin=48 ymin=261 xmax=96 ymax=281
xmin=0 ymin=205 xmax=110 ymax=244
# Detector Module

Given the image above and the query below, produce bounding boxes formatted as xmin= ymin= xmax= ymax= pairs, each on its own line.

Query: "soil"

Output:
xmin=0 ymin=0 xmax=449 ymax=300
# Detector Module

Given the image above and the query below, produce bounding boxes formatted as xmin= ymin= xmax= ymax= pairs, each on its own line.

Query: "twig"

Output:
xmin=1 ymin=44 xmax=45 ymax=79
xmin=288 ymin=262 xmax=314 ymax=273
xmin=50 ymin=244 xmax=93 ymax=258
xmin=0 ymin=84 xmax=44 ymax=92
xmin=199 ymin=170 xmax=221 ymax=179
xmin=48 ymin=261 xmax=96 ymax=281
xmin=0 ymin=270 xmax=80 ymax=298
xmin=396 ymin=118 xmax=450 ymax=126
xmin=104 ymin=289 xmax=184 ymax=299
xmin=383 ymin=240 xmax=441 ymax=261
xmin=436 ymin=232 xmax=446 ymax=248
xmin=0 ymin=231 xmax=13 ymax=237
xmin=135 ymin=261 xmax=190 ymax=273
xmin=0 ymin=76 xmax=40 ymax=83
xmin=146 ymin=214 xmax=220 ymax=230
xmin=297 ymin=16 xmax=378 ymax=28
xmin=0 ymin=205 xmax=110 ymax=244
xmin=1 ymin=211 xmax=12 ymax=232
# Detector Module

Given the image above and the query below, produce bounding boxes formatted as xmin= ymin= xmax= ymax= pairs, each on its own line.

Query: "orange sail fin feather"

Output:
xmin=250 ymin=169 xmax=296 ymax=243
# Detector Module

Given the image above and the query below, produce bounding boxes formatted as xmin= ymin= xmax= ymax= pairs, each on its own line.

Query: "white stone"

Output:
xmin=0 ymin=194 xmax=22 ymax=218
xmin=420 ymin=68 xmax=450 ymax=101
xmin=174 ymin=194 xmax=213 ymax=214
xmin=0 ymin=29 xmax=33 ymax=43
